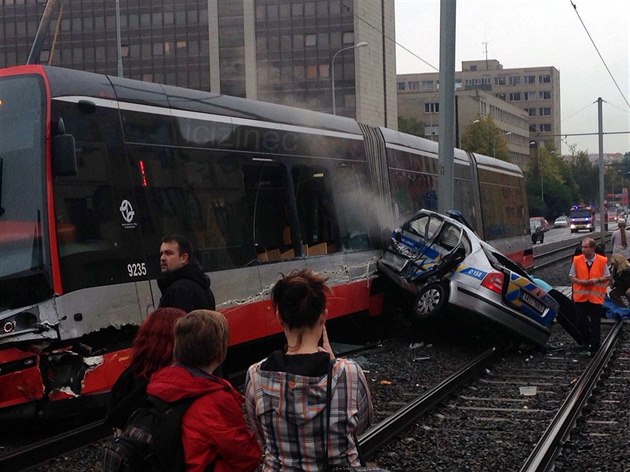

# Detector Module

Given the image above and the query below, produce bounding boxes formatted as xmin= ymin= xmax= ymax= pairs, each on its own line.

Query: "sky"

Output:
xmin=394 ymin=0 xmax=630 ymax=156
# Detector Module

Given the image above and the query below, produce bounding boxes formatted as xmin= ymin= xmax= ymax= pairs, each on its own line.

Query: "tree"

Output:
xmin=398 ymin=116 xmax=425 ymax=138
xmin=460 ymin=115 xmax=510 ymax=162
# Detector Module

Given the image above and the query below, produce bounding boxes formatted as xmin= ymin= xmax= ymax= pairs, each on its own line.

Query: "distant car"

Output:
xmin=530 ymin=219 xmax=545 ymax=244
xmin=377 ymin=209 xmax=560 ymax=346
xmin=553 ymin=216 xmax=569 ymax=228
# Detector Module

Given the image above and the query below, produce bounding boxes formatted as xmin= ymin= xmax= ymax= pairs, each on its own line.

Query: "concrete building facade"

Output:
xmin=0 ymin=0 xmax=396 ymax=128
xmin=397 ymin=59 xmax=561 ymax=168
xmin=398 ymin=87 xmax=530 ymax=168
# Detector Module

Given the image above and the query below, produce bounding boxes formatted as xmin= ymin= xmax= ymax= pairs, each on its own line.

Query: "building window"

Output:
xmin=527 ymin=108 xmax=536 ymax=116
xmin=495 ymin=93 xmax=505 ymax=100
xmin=539 ymin=107 xmax=551 ymax=116
xmin=408 ymin=81 xmax=419 ymax=90
xmin=524 ymin=91 xmax=537 ymax=101
xmin=524 ymin=75 xmax=536 ymax=84
xmin=539 ymin=74 xmax=551 ymax=83
xmin=494 ymin=76 xmax=506 ymax=86
xmin=509 ymin=76 xmax=521 ymax=86
xmin=342 ymin=32 xmax=354 ymax=44
xmin=397 ymin=82 xmax=405 ymax=91
xmin=421 ymin=80 xmax=434 ymax=90
xmin=306 ymin=64 xmax=317 ymax=79
xmin=540 ymin=91 xmax=551 ymax=99
xmin=424 ymin=102 xmax=439 ymax=113
xmin=470 ymin=65 xmax=477 ymax=71
xmin=538 ymin=124 xmax=551 ymax=132
xmin=529 ymin=124 xmax=537 ymax=132
xmin=305 ymin=34 xmax=316 ymax=47
xmin=455 ymin=79 xmax=462 ymax=89
xmin=509 ymin=92 xmax=521 ymax=101
xmin=292 ymin=3 xmax=303 ymax=16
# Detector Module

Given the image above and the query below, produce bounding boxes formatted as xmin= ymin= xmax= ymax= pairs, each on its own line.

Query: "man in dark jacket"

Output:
xmin=158 ymin=235 xmax=216 ymax=312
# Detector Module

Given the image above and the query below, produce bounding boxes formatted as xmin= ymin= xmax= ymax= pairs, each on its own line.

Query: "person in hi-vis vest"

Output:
xmin=569 ymin=237 xmax=610 ymax=355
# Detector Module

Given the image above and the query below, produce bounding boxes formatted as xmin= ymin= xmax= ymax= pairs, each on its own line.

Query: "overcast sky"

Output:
xmin=394 ymin=0 xmax=630 ymax=156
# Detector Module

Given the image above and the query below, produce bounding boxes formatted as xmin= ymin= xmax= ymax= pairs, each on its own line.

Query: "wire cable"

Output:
xmin=569 ymin=0 xmax=630 ymax=109
xmin=339 ymin=1 xmax=438 ymax=71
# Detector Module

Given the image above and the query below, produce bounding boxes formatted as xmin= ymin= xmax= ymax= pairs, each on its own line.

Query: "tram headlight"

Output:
xmin=0 ymin=311 xmax=39 ymax=336
xmin=3 ymin=320 xmax=15 ymax=333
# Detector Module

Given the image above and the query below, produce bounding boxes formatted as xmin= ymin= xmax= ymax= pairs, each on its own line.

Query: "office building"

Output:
xmin=0 ymin=0 xmax=397 ymax=127
xmin=397 ymin=59 xmax=561 ymax=166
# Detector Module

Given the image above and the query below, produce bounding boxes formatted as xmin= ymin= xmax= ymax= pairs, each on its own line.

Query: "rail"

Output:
xmin=520 ymin=320 xmax=624 ymax=472
xmin=358 ymin=347 xmax=498 ymax=460
xmin=0 ymin=420 xmax=111 ymax=471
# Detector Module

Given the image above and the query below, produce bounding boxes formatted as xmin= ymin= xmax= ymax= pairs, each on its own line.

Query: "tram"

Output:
xmin=0 ymin=65 xmax=531 ymax=418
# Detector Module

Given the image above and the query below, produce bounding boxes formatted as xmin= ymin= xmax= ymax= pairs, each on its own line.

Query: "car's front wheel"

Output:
xmin=413 ymin=282 xmax=448 ymax=319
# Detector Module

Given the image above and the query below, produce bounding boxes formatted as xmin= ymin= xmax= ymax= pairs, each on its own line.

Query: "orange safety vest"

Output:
xmin=572 ymin=254 xmax=608 ymax=304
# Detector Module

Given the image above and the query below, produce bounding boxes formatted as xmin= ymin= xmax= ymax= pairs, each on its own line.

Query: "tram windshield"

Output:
xmin=0 ymin=74 xmax=52 ymax=310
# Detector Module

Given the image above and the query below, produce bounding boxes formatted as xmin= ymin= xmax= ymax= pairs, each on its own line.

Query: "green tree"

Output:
xmin=460 ymin=115 xmax=510 ymax=162
xmin=398 ymin=116 xmax=425 ymax=138
xmin=525 ymin=144 xmax=581 ymax=219
xmin=569 ymin=150 xmax=598 ymax=206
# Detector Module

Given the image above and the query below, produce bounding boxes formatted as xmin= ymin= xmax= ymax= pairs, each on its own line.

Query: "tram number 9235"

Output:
xmin=127 ymin=262 xmax=147 ymax=278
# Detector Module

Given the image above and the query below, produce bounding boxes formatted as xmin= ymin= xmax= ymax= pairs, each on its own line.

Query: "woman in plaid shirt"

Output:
xmin=245 ymin=269 xmax=374 ymax=471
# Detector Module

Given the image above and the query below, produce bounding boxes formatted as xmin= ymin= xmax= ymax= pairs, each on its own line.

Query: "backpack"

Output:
xmin=102 ymin=394 xmax=203 ymax=472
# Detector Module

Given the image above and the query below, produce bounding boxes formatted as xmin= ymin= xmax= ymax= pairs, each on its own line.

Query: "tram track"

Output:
xmin=2 ymin=282 xmax=623 ymax=471
xmin=533 ymin=233 xmax=611 ymax=271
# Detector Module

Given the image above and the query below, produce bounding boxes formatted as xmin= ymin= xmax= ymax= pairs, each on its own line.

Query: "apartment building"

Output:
xmin=397 ymin=59 xmax=561 ymax=165
xmin=0 ymin=0 xmax=397 ymax=128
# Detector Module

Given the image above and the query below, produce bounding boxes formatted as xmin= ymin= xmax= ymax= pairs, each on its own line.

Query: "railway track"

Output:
xmin=533 ymin=233 xmax=611 ymax=271
xmin=2 ymin=247 xmax=623 ymax=470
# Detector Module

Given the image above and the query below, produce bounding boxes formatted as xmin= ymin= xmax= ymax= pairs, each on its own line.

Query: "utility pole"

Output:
xmin=597 ymin=97 xmax=605 ymax=245
xmin=437 ymin=0 xmax=456 ymax=214
xmin=116 ymin=0 xmax=123 ymax=77
xmin=27 ymin=0 xmax=59 ymax=64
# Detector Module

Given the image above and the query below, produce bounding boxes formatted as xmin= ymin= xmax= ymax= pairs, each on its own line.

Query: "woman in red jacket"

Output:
xmin=147 ymin=310 xmax=261 ymax=471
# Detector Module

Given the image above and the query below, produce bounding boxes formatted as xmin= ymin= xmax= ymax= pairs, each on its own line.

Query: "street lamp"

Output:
xmin=331 ymin=41 xmax=368 ymax=115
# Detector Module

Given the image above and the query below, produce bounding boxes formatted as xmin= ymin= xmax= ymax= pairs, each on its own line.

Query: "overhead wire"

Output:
xmin=569 ymin=0 xmax=630 ymax=109
xmin=339 ymin=1 xmax=438 ymax=71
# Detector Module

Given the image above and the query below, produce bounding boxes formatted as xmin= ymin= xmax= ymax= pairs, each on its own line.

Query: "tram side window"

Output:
xmin=329 ymin=163 xmax=372 ymax=251
xmin=244 ymin=162 xmax=293 ymax=263
xmin=130 ymin=148 xmax=255 ymax=272
xmin=293 ymin=165 xmax=340 ymax=256
xmin=478 ymin=171 xmax=526 ymax=240
xmin=54 ymin=143 xmax=123 ymax=290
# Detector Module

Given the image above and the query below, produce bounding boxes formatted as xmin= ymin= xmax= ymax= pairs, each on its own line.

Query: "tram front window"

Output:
xmin=0 ymin=75 xmax=52 ymax=310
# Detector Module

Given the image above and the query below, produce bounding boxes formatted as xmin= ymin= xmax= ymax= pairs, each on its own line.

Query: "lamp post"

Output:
xmin=331 ymin=41 xmax=368 ymax=115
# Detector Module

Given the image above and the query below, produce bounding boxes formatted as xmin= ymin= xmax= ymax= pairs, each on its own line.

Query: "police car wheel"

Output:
xmin=413 ymin=282 xmax=447 ymax=319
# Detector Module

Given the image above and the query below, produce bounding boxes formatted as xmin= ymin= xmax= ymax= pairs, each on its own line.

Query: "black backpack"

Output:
xmin=102 ymin=394 xmax=204 ymax=472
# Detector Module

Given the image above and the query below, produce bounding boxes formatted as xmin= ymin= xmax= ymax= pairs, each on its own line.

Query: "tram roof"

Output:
xmin=42 ymin=66 xmax=363 ymax=136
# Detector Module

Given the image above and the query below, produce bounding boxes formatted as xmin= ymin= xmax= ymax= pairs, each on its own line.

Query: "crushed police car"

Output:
xmin=377 ymin=209 xmax=561 ymax=346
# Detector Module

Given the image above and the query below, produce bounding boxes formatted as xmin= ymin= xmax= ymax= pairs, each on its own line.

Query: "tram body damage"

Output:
xmin=0 ymin=65 xmax=532 ymax=419
xmin=378 ymin=210 xmax=559 ymax=346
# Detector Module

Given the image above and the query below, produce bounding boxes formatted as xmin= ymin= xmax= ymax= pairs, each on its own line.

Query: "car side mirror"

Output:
xmin=52 ymin=133 xmax=78 ymax=176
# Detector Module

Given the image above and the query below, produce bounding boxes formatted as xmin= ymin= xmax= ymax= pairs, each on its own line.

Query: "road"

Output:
xmin=532 ymin=224 xmax=611 ymax=256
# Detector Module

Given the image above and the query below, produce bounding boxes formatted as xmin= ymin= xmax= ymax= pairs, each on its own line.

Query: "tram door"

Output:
xmin=51 ymin=100 xmax=150 ymax=332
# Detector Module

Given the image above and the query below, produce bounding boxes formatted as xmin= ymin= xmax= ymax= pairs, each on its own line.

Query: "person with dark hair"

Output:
xmin=147 ymin=310 xmax=261 ymax=472
xmin=245 ymin=268 xmax=374 ymax=471
xmin=569 ymin=237 xmax=610 ymax=355
xmin=158 ymin=234 xmax=216 ymax=312
xmin=105 ymin=307 xmax=187 ymax=429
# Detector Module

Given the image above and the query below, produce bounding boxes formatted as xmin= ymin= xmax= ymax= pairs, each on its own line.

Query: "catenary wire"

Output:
xmin=569 ymin=0 xmax=630 ymax=109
